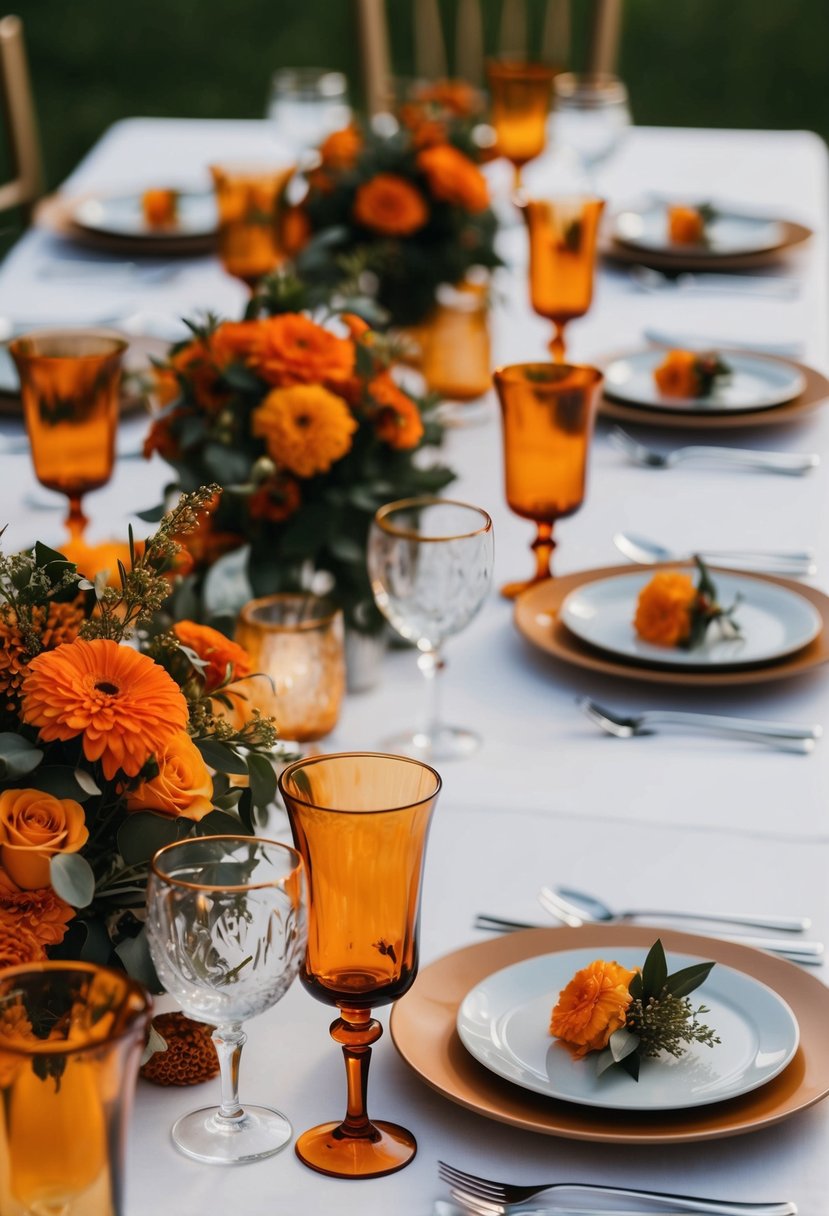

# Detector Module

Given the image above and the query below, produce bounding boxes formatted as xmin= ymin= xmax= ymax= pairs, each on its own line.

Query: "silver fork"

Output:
xmin=609 ymin=427 xmax=819 ymax=476
xmin=579 ymin=698 xmax=821 ymax=754
xmin=438 ymin=1161 xmax=797 ymax=1216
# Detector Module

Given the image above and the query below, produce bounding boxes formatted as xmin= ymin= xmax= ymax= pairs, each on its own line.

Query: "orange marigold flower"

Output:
xmin=634 ymin=571 xmax=697 ymax=647
xmin=319 ymin=125 xmax=362 ymax=169
xmin=279 ymin=205 xmax=311 ymax=256
xmin=668 ymin=205 xmax=705 ymax=244
xmin=0 ymin=877 xmax=75 ymax=947
xmin=653 ymin=350 xmax=701 ymax=399
xmin=248 ymin=475 xmax=302 ymax=523
xmin=340 ymin=312 xmax=371 ymax=341
xmin=21 ymin=639 xmax=189 ymax=781
xmin=210 ymin=320 xmax=260 ymax=367
xmin=417 ymin=144 xmax=489 ymax=212
xmin=0 ymin=912 xmax=46 ymax=968
xmin=173 ymin=621 xmax=252 ymax=691
xmin=247 ymin=313 xmax=355 ymax=390
xmin=126 ymin=731 xmax=213 ymax=822
xmin=165 ymin=322 xmax=258 ymax=415
xmin=370 ymin=373 xmax=424 ymax=450
xmin=0 ymin=599 xmax=85 ymax=718
xmin=353 ymin=173 xmax=429 ymax=236
xmin=550 ymin=959 xmax=637 ymax=1058
xmin=0 ymin=789 xmax=88 ymax=890
xmin=142 ymin=188 xmax=178 ymax=228
xmin=252 ymin=384 xmax=357 ymax=477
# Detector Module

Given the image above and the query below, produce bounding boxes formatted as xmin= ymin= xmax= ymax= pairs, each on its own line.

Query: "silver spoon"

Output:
xmin=643 ymin=327 xmax=804 ymax=358
xmin=547 ymin=885 xmax=811 ymax=934
xmin=631 ymin=265 xmax=798 ymax=300
xmin=613 ymin=530 xmax=817 ymax=575
xmin=609 ymin=427 xmax=819 ymax=476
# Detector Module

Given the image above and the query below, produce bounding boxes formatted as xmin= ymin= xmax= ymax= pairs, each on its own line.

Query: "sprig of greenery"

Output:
xmin=683 ymin=556 xmax=742 ymax=650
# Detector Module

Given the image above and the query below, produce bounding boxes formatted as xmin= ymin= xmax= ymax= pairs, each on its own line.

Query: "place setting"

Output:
xmin=35 ymin=183 xmax=220 ymax=256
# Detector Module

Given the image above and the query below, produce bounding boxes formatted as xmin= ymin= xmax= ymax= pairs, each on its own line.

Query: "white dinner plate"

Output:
xmin=614 ymin=202 xmax=784 ymax=257
xmin=559 ymin=570 xmax=822 ymax=668
xmin=73 ymin=190 xmax=218 ymax=240
xmin=603 ymin=349 xmax=805 ymax=414
xmin=457 ymin=947 xmax=799 ymax=1112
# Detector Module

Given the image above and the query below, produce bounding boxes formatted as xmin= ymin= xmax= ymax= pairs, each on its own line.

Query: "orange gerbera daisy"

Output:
xmin=550 ymin=959 xmax=637 ymax=1058
xmin=369 ymin=373 xmax=424 ymax=449
xmin=253 ymin=384 xmax=357 ymax=477
xmin=634 ymin=571 xmax=697 ymax=647
xmin=21 ymin=639 xmax=189 ymax=780
xmin=173 ymin=620 xmax=252 ymax=691
xmin=353 ymin=174 xmax=429 ymax=236
xmin=417 ymin=144 xmax=489 ymax=212
xmin=0 ymin=879 xmax=75 ymax=948
xmin=0 ymin=599 xmax=85 ymax=718
xmin=247 ymin=313 xmax=355 ymax=390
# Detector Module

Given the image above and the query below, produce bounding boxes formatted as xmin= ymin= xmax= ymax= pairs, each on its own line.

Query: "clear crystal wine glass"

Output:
xmin=551 ymin=73 xmax=631 ymax=187
xmin=146 ymin=835 xmax=307 ymax=1165
xmin=368 ymin=497 xmax=493 ymax=760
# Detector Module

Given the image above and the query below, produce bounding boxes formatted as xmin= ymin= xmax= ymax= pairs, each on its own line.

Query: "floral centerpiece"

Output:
xmin=143 ymin=293 xmax=455 ymax=632
xmin=0 ymin=487 xmax=288 ymax=989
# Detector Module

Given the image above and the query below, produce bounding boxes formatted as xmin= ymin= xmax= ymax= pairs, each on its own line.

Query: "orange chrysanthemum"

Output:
xmin=319 ymin=125 xmax=362 ymax=170
xmin=252 ymin=384 xmax=357 ymax=477
xmin=353 ymin=174 xmax=429 ymax=236
xmin=21 ymin=639 xmax=189 ymax=780
xmin=0 ymin=911 xmax=45 ymax=968
xmin=653 ymin=350 xmax=700 ymax=399
xmin=126 ymin=731 xmax=213 ymax=822
xmin=417 ymin=144 xmax=489 ymax=212
xmin=0 ymin=599 xmax=85 ymax=718
xmin=634 ymin=571 xmax=697 ymax=647
xmin=248 ymin=475 xmax=302 ymax=523
xmin=369 ymin=373 xmax=424 ymax=450
xmin=173 ymin=621 xmax=252 ymax=691
xmin=550 ymin=959 xmax=637 ymax=1058
xmin=0 ymin=876 xmax=75 ymax=948
xmin=246 ymin=313 xmax=355 ymax=390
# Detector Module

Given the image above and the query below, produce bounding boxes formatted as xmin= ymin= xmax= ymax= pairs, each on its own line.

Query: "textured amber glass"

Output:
xmin=279 ymin=752 xmax=442 ymax=1179
xmin=486 ymin=60 xmax=555 ymax=190
xmin=420 ymin=282 xmax=492 ymax=408
xmin=10 ymin=330 xmax=126 ymax=541
xmin=235 ymin=593 xmax=345 ymax=742
xmin=494 ymin=361 xmax=603 ymax=597
xmin=523 ymin=196 xmax=605 ymax=360
xmin=210 ymin=163 xmax=294 ymax=288
xmin=0 ymin=962 xmax=151 ymax=1216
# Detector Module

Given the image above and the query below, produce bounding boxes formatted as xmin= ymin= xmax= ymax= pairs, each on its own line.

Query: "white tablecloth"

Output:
xmin=1 ymin=119 xmax=828 ymax=1214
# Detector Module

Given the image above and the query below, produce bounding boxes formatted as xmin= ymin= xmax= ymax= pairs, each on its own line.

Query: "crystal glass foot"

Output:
xmin=278 ymin=753 xmax=442 ymax=1178
xmin=146 ymin=835 xmax=307 ymax=1166
xmin=368 ymin=498 xmax=493 ymax=760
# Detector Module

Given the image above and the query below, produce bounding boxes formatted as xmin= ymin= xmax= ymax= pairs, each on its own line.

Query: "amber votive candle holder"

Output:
xmin=486 ymin=59 xmax=556 ymax=191
xmin=235 ymin=593 xmax=345 ymax=742
xmin=209 ymin=162 xmax=294 ymax=288
xmin=419 ymin=282 xmax=492 ymax=420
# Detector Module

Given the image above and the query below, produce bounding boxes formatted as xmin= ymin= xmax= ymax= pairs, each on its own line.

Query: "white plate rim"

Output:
xmin=602 ymin=350 xmax=806 ymax=414
xmin=457 ymin=947 xmax=800 ymax=1112
xmin=72 ymin=190 xmax=217 ymax=240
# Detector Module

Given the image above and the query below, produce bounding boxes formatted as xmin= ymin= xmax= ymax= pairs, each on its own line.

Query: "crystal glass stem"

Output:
xmin=213 ymin=1025 xmax=246 ymax=1122
xmin=417 ymin=646 xmax=446 ymax=745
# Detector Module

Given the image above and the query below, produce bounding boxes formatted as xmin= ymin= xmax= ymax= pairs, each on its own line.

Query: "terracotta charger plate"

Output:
xmin=600 ymin=218 xmax=812 ymax=273
xmin=34 ymin=192 xmax=216 ymax=257
xmin=513 ymin=563 xmax=829 ymax=687
xmin=390 ymin=924 xmax=829 ymax=1144
xmin=597 ymin=351 xmax=829 ymax=431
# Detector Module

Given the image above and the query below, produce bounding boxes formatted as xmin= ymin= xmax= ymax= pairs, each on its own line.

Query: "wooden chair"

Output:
xmin=0 ymin=14 xmax=44 ymax=221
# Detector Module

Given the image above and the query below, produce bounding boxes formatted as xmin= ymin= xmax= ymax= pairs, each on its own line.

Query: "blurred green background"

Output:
xmin=14 ymin=0 xmax=829 ymax=189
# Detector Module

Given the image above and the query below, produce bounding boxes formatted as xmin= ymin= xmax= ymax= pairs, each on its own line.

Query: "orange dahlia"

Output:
xmin=21 ymin=639 xmax=189 ymax=780
xmin=634 ymin=571 xmax=697 ymax=647
xmin=417 ymin=144 xmax=489 ymax=212
xmin=0 ymin=877 xmax=75 ymax=948
xmin=353 ymin=174 xmax=429 ymax=236
xmin=369 ymin=373 xmax=424 ymax=449
xmin=173 ymin=621 xmax=252 ymax=691
xmin=550 ymin=959 xmax=637 ymax=1058
xmin=252 ymin=384 xmax=357 ymax=477
xmin=246 ymin=313 xmax=355 ymax=390
xmin=0 ymin=599 xmax=85 ymax=718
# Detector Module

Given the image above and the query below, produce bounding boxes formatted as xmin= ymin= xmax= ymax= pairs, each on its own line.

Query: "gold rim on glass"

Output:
xmin=493 ymin=362 xmax=604 ymax=389
xmin=150 ymin=834 xmax=304 ymax=893
xmin=277 ymin=751 xmax=442 ymax=815
xmin=373 ymin=496 xmax=493 ymax=543
xmin=8 ymin=329 xmax=129 ymax=361
xmin=238 ymin=592 xmax=341 ymax=633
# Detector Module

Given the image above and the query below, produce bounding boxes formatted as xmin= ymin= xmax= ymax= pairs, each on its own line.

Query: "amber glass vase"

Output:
xmin=279 ymin=752 xmax=442 ymax=1179
xmin=523 ymin=196 xmax=605 ymax=360
xmin=494 ymin=361 xmax=603 ymax=598
xmin=0 ymin=961 xmax=151 ymax=1215
xmin=486 ymin=60 xmax=556 ymax=191
xmin=210 ymin=163 xmax=294 ymax=288
xmin=10 ymin=329 xmax=126 ymax=541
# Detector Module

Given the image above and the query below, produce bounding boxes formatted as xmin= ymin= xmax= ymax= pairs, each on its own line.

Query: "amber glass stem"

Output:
xmin=331 ymin=1007 xmax=383 ymax=1140
xmin=512 ymin=163 xmax=523 ymax=194
xmin=66 ymin=493 xmax=89 ymax=541
xmin=417 ymin=647 xmax=446 ymax=744
xmin=532 ymin=521 xmax=557 ymax=582
xmin=212 ymin=1024 xmax=246 ymax=1122
xmin=548 ymin=323 xmax=567 ymax=363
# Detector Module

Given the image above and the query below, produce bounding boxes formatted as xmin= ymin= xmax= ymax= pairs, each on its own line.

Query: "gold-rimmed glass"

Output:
xmin=494 ymin=361 xmax=603 ymax=598
xmin=522 ymin=196 xmax=605 ymax=361
xmin=210 ymin=162 xmax=295 ymax=289
xmin=10 ymin=329 xmax=126 ymax=542
xmin=486 ymin=60 xmax=556 ymax=192
xmin=278 ymin=751 xmax=441 ymax=1178
xmin=368 ymin=497 xmax=493 ymax=760
xmin=145 ymin=835 xmax=307 ymax=1165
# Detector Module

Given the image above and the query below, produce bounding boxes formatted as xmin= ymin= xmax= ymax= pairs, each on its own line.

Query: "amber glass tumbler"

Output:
xmin=494 ymin=361 xmax=603 ymax=598
xmin=210 ymin=163 xmax=294 ymax=288
xmin=523 ymin=196 xmax=605 ymax=360
xmin=486 ymin=60 xmax=556 ymax=191
xmin=420 ymin=282 xmax=492 ymax=424
xmin=10 ymin=329 xmax=126 ymax=541
xmin=279 ymin=752 xmax=442 ymax=1179
xmin=0 ymin=961 xmax=151 ymax=1216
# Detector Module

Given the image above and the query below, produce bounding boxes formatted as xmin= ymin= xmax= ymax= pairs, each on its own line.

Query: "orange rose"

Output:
xmin=550 ymin=959 xmax=637 ymax=1058
xmin=668 ymin=205 xmax=705 ymax=244
xmin=173 ymin=620 xmax=252 ymax=691
xmin=353 ymin=174 xmax=429 ymax=236
xmin=126 ymin=731 xmax=213 ymax=822
xmin=247 ymin=313 xmax=355 ymax=390
xmin=417 ymin=144 xmax=489 ymax=212
xmin=653 ymin=350 xmax=700 ymax=398
xmin=0 ymin=876 xmax=75 ymax=948
xmin=0 ymin=789 xmax=89 ymax=890
xmin=634 ymin=571 xmax=697 ymax=647
xmin=319 ymin=125 xmax=362 ymax=169
xmin=369 ymin=373 xmax=424 ymax=449
xmin=248 ymin=475 xmax=302 ymax=523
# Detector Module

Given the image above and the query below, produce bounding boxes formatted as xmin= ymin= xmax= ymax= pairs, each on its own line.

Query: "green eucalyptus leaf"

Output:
xmin=641 ymin=939 xmax=668 ymax=998
xmin=50 ymin=853 xmax=95 ymax=908
xmin=26 ymin=766 xmax=94 ymax=801
xmin=619 ymin=1050 xmax=641 ymax=1081
xmin=595 ymin=1047 xmax=618 ymax=1077
xmin=34 ymin=541 xmax=72 ymax=580
xmin=117 ymin=812 xmax=191 ymax=867
xmin=628 ymin=970 xmax=643 ymax=1000
xmin=236 ymin=787 xmax=254 ymax=834
xmin=73 ymin=769 xmax=102 ymax=797
xmin=609 ymin=1027 xmax=640 ymax=1062
xmin=0 ymin=733 xmax=43 ymax=780
xmin=114 ymin=929 xmax=162 ymax=992
xmin=246 ymin=752 xmax=277 ymax=810
xmin=195 ymin=738 xmax=249 ymax=775
xmin=664 ymin=961 xmax=716 ymax=999
xmin=196 ymin=809 xmax=245 ymax=836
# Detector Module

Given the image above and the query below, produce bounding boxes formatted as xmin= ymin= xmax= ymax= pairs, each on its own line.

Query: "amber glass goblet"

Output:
xmin=486 ymin=60 xmax=556 ymax=192
xmin=210 ymin=162 xmax=294 ymax=288
xmin=0 ymin=961 xmax=151 ymax=1216
xmin=494 ymin=361 xmax=603 ymax=598
xmin=10 ymin=329 xmax=126 ymax=542
xmin=522 ymin=196 xmax=605 ymax=361
xmin=278 ymin=752 xmax=442 ymax=1179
